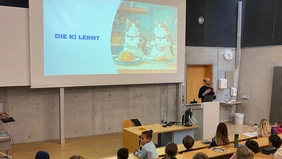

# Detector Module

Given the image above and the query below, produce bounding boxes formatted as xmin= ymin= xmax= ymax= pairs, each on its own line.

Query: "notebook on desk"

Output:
xmin=166 ymin=121 xmax=176 ymax=126
xmin=262 ymin=146 xmax=277 ymax=155
xmin=1 ymin=117 xmax=15 ymax=123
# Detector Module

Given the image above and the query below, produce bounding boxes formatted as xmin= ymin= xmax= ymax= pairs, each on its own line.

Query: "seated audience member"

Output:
xmin=117 ymin=148 xmax=129 ymax=159
xmin=162 ymin=142 xmax=178 ymax=159
xmin=192 ymin=152 xmax=209 ymax=159
xmin=274 ymin=120 xmax=282 ymax=135
xmin=209 ymin=123 xmax=229 ymax=148
xmin=229 ymin=145 xmax=254 ymax=159
xmin=35 ymin=151 xmax=50 ymax=159
xmin=69 ymin=155 xmax=84 ymax=159
xmin=245 ymin=140 xmax=259 ymax=154
xmin=134 ymin=130 xmax=158 ymax=159
xmin=179 ymin=135 xmax=194 ymax=154
xmin=269 ymin=134 xmax=282 ymax=159
xmin=257 ymin=119 xmax=271 ymax=138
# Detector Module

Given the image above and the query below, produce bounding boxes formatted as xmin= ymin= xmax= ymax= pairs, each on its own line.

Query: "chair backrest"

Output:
xmin=123 ymin=120 xmax=135 ymax=128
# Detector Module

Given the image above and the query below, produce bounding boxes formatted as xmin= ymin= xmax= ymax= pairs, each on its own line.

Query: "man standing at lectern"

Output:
xmin=198 ymin=78 xmax=216 ymax=103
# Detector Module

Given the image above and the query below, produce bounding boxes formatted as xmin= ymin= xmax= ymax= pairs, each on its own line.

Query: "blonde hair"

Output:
xmin=69 ymin=155 xmax=84 ymax=159
xmin=258 ymin=119 xmax=271 ymax=137
xmin=236 ymin=145 xmax=254 ymax=159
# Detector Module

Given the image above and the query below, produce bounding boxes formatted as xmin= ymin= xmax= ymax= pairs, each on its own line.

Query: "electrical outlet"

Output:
xmin=242 ymin=95 xmax=249 ymax=99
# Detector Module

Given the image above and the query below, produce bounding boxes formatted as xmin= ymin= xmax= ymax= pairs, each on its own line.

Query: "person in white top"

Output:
xmin=134 ymin=130 xmax=159 ymax=159
xmin=269 ymin=134 xmax=282 ymax=159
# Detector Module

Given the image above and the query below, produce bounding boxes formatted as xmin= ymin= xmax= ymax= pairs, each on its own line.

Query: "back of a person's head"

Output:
xmin=276 ymin=120 xmax=282 ymax=127
xmin=215 ymin=123 xmax=229 ymax=145
xmin=165 ymin=142 xmax=178 ymax=158
xmin=269 ymin=134 xmax=282 ymax=148
xmin=192 ymin=152 xmax=209 ymax=159
xmin=35 ymin=151 xmax=50 ymax=159
xmin=117 ymin=148 xmax=129 ymax=159
xmin=236 ymin=145 xmax=254 ymax=159
xmin=245 ymin=140 xmax=259 ymax=153
xmin=182 ymin=135 xmax=194 ymax=149
xmin=69 ymin=155 xmax=84 ymax=159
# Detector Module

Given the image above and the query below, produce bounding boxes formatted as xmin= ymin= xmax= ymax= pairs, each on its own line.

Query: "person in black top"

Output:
xmin=179 ymin=135 xmax=194 ymax=154
xmin=117 ymin=148 xmax=129 ymax=159
xmin=162 ymin=142 xmax=178 ymax=159
xmin=198 ymin=78 xmax=216 ymax=103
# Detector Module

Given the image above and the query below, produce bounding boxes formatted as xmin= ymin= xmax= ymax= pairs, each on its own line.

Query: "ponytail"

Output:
xmin=165 ymin=142 xmax=178 ymax=159
xmin=142 ymin=130 xmax=153 ymax=140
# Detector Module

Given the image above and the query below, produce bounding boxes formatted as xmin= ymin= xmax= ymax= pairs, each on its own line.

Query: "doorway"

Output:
xmin=186 ymin=65 xmax=213 ymax=104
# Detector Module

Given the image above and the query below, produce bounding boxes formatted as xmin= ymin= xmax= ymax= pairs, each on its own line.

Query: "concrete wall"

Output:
xmin=185 ymin=46 xmax=238 ymax=122
xmin=237 ymin=46 xmax=282 ymax=125
xmin=0 ymin=46 xmax=240 ymax=144
xmin=0 ymin=84 xmax=177 ymax=143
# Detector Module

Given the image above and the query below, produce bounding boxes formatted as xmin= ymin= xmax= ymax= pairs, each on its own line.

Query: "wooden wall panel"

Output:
xmin=186 ymin=66 xmax=206 ymax=103
xmin=186 ymin=65 xmax=213 ymax=103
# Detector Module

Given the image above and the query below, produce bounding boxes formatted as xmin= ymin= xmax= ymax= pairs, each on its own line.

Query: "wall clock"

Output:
xmin=223 ymin=49 xmax=234 ymax=61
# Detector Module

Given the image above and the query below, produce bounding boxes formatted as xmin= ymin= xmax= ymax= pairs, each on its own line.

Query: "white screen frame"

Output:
xmin=29 ymin=0 xmax=186 ymax=88
xmin=0 ymin=6 xmax=30 ymax=87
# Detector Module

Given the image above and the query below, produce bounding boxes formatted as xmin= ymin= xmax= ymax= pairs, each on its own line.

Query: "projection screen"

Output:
xmin=29 ymin=0 xmax=186 ymax=88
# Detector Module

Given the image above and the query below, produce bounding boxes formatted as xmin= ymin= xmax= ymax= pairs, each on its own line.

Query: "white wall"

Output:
xmin=185 ymin=46 xmax=238 ymax=122
xmin=237 ymin=46 xmax=282 ymax=125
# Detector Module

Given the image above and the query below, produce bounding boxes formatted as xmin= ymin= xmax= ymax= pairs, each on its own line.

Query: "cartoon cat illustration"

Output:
xmin=122 ymin=19 xmax=147 ymax=58
xmin=150 ymin=21 xmax=173 ymax=61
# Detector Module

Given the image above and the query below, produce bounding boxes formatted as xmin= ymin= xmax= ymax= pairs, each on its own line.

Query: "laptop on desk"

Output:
xmin=203 ymin=95 xmax=214 ymax=102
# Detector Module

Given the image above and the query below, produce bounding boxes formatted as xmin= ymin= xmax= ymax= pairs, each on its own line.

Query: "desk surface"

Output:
xmin=185 ymin=103 xmax=201 ymax=107
xmin=158 ymin=143 xmax=270 ymax=159
xmin=255 ymin=153 xmax=273 ymax=159
xmin=123 ymin=123 xmax=199 ymax=135
xmin=156 ymin=133 xmax=256 ymax=156
xmin=220 ymin=101 xmax=242 ymax=106
xmin=160 ymin=135 xmax=281 ymax=159
xmin=98 ymin=154 xmax=138 ymax=159
xmin=0 ymin=137 xmax=10 ymax=142
xmin=165 ymin=144 xmax=236 ymax=159
xmin=101 ymin=135 xmax=274 ymax=159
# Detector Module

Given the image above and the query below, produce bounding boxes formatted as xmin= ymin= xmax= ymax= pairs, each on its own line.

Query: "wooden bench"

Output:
xmin=156 ymin=132 xmax=256 ymax=156
xmin=156 ymin=134 xmax=282 ymax=159
xmin=99 ymin=133 xmax=255 ymax=159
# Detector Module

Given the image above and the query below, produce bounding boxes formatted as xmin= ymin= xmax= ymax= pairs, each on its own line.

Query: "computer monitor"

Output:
xmin=182 ymin=108 xmax=192 ymax=126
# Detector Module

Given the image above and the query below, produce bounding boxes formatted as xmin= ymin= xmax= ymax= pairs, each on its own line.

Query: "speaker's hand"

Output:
xmin=204 ymin=89 xmax=211 ymax=95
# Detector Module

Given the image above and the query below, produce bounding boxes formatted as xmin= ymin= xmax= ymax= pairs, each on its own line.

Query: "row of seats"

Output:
xmin=160 ymin=134 xmax=282 ymax=159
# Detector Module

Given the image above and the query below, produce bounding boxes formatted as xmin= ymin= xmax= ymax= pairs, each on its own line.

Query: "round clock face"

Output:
xmin=224 ymin=49 xmax=234 ymax=61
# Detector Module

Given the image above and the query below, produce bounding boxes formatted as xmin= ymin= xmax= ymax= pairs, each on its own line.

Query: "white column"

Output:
xmin=202 ymin=101 xmax=220 ymax=139
xmin=59 ymin=88 xmax=65 ymax=145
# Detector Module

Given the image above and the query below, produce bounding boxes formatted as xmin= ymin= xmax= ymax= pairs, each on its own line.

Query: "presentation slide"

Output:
xmin=44 ymin=0 xmax=178 ymax=75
